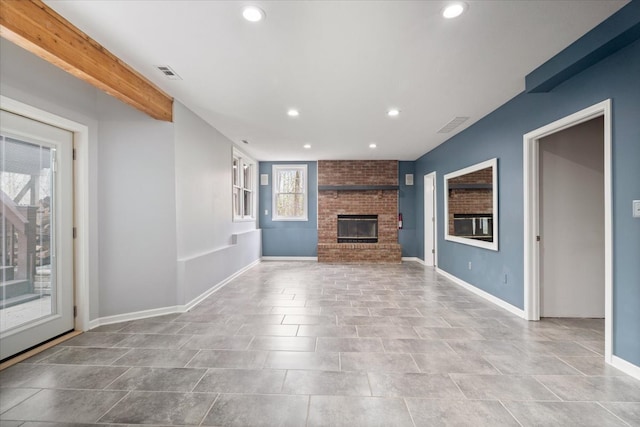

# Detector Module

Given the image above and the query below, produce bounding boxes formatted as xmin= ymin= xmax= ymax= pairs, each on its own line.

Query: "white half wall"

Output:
xmin=173 ymin=102 xmax=261 ymax=305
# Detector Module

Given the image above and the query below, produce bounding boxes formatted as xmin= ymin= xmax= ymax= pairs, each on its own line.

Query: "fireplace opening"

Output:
xmin=337 ymin=215 xmax=378 ymax=243
xmin=453 ymin=213 xmax=493 ymax=241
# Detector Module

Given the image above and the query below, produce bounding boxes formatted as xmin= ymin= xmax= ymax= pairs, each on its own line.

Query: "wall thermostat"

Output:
xmin=633 ymin=200 xmax=640 ymax=218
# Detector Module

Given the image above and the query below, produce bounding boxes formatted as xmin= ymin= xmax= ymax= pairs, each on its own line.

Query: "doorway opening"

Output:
xmin=539 ymin=117 xmax=604 ymax=318
xmin=523 ymin=99 xmax=612 ymax=362
xmin=424 ymin=172 xmax=437 ymax=267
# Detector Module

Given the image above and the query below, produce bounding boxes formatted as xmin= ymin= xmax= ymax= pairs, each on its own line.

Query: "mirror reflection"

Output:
xmin=444 ymin=158 xmax=498 ymax=250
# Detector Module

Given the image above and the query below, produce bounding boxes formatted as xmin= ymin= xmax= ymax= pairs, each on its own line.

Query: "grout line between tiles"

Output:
xmin=93 ymin=390 xmax=131 ymax=423
xmin=402 ymin=397 xmax=418 ymax=427
xmin=101 ymin=366 xmax=132 ymax=390
xmin=531 ymin=375 xmax=564 ymax=402
xmin=596 ymin=401 xmax=633 ymax=427
xmin=498 ymin=399 xmax=525 ymax=427
xmin=197 ymin=392 xmax=220 ymax=426
xmin=184 ymin=349 xmax=202 ymax=368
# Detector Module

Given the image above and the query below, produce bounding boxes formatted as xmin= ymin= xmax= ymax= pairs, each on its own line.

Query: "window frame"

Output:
xmin=232 ymin=148 xmax=256 ymax=222
xmin=272 ymin=164 xmax=308 ymax=222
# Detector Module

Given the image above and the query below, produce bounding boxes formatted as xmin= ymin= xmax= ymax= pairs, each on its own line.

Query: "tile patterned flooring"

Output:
xmin=1 ymin=261 xmax=639 ymax=426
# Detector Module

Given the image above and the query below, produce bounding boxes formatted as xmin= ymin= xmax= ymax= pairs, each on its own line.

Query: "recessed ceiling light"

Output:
xmin=387 ymin=109 xmax=400 ymax=117
xmin=287 ymin=109 xmax=300 ymax=117
xmin=442 ymin=3 xmax=466 ymax=19
xmin=369 ymin=143 xmax=377 ymax=149
xmin=242 ymin=6 xmax=265 ymax=22
xmin=303 ymin=144 xmax=311 ymax=149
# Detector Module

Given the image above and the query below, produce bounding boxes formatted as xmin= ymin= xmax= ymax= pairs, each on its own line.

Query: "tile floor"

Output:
xmin=1 ymin=261 xmax=639 ymax=426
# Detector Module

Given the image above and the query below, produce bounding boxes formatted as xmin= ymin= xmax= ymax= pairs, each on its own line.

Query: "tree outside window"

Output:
xmin=272 ymin=164 xmax=307 ymax=221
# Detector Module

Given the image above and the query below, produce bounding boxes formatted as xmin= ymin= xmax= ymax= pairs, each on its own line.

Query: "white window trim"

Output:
xmin=272 ymin=164 xmax=308 ymax=221
xmin=232 ymin=148 xmax=256 ymax=222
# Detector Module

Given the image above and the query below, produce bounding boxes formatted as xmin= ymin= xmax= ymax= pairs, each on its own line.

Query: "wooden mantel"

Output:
xmin=0 ymin=0 xmax=173 ymax=121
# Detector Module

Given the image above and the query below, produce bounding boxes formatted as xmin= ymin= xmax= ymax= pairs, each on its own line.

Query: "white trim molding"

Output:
xmin=90 ymin=258 xmax=261 ymax=329
xmin=424 ymin=172 xmax=438 ymax=267
xmin=437 ymin=268 xmax=526 ymax=318
xmin=261 ymin=256 xmax=318 ymax=261
xmin=402 ymin=257 xmax=427 ymax=265
xmin=444 ymin=158 xmax=498 ymax=251
xmin=0 ymin=95 xmax=91 ymax=332
xmin=611 ymin=356 xmax=640 ymax=381
xmin=523 ymin=99 xmax=612 ymax=363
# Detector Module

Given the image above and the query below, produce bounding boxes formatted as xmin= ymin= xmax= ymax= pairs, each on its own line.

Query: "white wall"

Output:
xmin=97 ymin=93 xmax=178 ymax=316
xmin=539 ymin=117 xmax=604 ymax=317
xmin=173 ymin=102 xmax=260 ymax=305
xmin=173 ymin=103 xmax=256 ymax=257
xmin=0 ymin=39 xmax=102 ymax=320
xmin=1 ymin=40 xmax=261 ymax=324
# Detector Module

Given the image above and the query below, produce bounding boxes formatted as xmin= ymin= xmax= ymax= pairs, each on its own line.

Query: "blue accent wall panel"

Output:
xmin=259 ymin=161 xmax=318 ymax=256
xmin=398 ymin=161 xmax=417 ymax=257
xmin=415 ymin=38 xmax=640 ymax=365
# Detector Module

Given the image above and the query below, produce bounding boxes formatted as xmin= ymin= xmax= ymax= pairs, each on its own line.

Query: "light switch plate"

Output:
xmin=633 ymin=200 xmax=640 ymax=218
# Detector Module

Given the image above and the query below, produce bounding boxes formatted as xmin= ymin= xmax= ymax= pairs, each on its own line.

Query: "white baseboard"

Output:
xmin=183 ymin=258 xmax=261 ymax=312
xmin=611 ymin=355 xmax=640 ymax=381
xmin=89 ymin=259 xmax=261 ymax=330
xmin=261 ymin=256 xmax=318 ymax=261
xmin=88 ymin=305 xmax=182 ymax=329
xmin=402 ymin=257 xmax=426 ymax=265
xmin=436 ymin=268 xmax=526 ymax=319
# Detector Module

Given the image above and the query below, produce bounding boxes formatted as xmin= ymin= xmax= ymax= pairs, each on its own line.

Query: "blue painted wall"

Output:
xmin=415 ymin=37 xmax=640 ymax=365
xmin=398 ymin=161 xmax=417 ymax=257
xmin=259 ymin=161 xmax=318 ymax=257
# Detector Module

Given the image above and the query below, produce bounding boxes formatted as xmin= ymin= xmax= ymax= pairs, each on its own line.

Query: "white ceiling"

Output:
xmin=44 ymin=0 xmax=627 ymax=161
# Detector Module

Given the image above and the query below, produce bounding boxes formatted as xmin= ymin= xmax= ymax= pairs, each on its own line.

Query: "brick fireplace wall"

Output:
xmin=317 ymin=160 xmax=401 ymax=263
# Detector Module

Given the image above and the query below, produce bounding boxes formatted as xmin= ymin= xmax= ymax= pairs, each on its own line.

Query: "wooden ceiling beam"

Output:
xmin=0 ymin=0 xmax=173 ymax=121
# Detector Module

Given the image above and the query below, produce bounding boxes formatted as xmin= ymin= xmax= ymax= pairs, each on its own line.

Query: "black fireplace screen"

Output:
xmin=337 ymin=215 xmax=378 ymax=243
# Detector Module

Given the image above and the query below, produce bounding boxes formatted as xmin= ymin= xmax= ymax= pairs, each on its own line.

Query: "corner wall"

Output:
xmin=398 ymin=161 xmax=417 ymax=257
xmin=174 ymin=103 xmax=261 ymax=304
xmin=259 ymin=161 xmax=318 ymax=257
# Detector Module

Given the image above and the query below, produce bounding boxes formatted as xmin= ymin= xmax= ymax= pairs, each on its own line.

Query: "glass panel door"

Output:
xmin=0 ymin=109 xmax=74 ymax=360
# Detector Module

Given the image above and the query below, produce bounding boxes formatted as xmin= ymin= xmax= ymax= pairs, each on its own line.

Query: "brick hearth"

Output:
xmin=317 ymin=160 xmax=401 ymax=263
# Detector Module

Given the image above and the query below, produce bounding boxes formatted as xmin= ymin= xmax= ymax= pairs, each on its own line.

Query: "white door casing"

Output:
xmin=424 ymin=172 xmax=437 ymax=267
xmin=0 ymin=109 xmax=73 ymax=359
xmin=523 ymin=99 xmax=612 ymax=362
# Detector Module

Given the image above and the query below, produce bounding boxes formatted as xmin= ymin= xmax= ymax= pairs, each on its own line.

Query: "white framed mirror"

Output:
xmin=444 ymin=158 xmax=498 ymax=251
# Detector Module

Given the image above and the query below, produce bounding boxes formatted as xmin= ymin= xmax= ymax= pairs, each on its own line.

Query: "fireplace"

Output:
xmin=337 ymin=215 xmax=378 ymax=243
xmin=453 ymin=213 xmax=493 ymax=241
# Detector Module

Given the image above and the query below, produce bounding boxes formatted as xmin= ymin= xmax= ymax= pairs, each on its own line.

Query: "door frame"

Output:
xmin=424 ymin=172 xmax=437 ymax=267
xmin=523 ymin=99 xmax=612 ymax=362
xmin=1 ymin=95 xmax=90 ymax=333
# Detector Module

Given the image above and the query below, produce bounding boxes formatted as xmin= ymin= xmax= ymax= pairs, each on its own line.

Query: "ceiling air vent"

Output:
xmin=155 ymin=65 xmax=182 ymax=80
xmin=437 ymin=116 xmax=469 ymax=133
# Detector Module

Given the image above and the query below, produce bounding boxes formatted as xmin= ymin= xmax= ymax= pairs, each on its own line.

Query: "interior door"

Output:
xmin=424 ymin=173 xmax=436 ymax=266
xmin=0 ymin=109 xmax=74 ymax=360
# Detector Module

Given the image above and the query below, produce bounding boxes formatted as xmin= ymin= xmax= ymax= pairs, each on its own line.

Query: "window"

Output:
xmin=272 ymin=164 xmax=308 ymax=221
xmin=233 ymin=149 xmax=255 ymax=220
